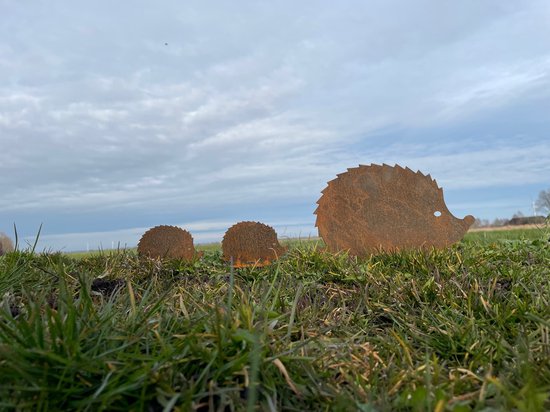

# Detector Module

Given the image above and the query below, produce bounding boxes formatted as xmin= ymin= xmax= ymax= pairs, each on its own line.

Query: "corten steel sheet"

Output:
xmin=137 ymin=225 xmax=197 ymax=261
xmin=314 ymin=164 xmax=475 ymax=257
xmin=222 ymin=221 xmax=287 ymax=268
xmin=0 ymin=232 xmax=14 ymax=256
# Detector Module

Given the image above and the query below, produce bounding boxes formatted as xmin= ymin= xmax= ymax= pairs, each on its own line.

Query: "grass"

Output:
xmin=465 ymin=227 xmax=548 ymax=243
xmin=0 ymin=227 xmax=549 ymax=411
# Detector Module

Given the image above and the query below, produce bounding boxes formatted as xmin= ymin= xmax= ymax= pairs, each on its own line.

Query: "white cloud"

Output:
xmin=396 ymin=144 xmax=550 ymax=190
xmin=23 ymin=218 xmax=318 ymax=252
xmin=433 ymin=58 xmax=550 ymax=122
xmin=1 ymin=0 xmax=550 ymax=249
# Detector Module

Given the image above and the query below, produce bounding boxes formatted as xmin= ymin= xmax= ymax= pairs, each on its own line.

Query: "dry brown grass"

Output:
xmin=469 ymin=223 xmax=543 ymax=232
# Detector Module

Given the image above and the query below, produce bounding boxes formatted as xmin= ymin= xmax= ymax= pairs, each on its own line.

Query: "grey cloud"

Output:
xmin=1 ymin=0 xmax=549 ymax=249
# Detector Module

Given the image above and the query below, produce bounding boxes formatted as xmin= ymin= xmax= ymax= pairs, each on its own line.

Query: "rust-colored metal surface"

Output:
xmin=222 ymin=221 xmax=287 ymax=267
xmin=0 ymin=232 xmax=14 ymax=256
xmin=314 ymin=164 xmax=475 ymax=256
xmin=137 ymin=225 xmax=197 ymax=260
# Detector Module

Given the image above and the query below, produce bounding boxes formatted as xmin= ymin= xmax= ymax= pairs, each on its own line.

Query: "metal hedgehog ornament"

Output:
xmin=0 ymin=232 xmax=14 ymax=256
xmin=137 ymin=225 xmax=198 ymax=261
xmin=314 ymin=164 xmax=475 ymax=256
xmin=222 ymin=221 xmax=287 ymax=268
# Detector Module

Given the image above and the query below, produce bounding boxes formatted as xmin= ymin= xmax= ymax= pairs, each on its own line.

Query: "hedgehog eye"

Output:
xmin=434 ymin=211 xmax=442 ymax=217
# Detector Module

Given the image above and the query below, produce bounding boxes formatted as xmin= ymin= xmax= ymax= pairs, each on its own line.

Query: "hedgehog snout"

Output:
xmin=463 ymin=215 xmax=475 ymax=227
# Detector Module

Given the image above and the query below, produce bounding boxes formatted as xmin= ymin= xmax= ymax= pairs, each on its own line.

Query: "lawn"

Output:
xmin=0 ymin=227 xmax=549 ymax=411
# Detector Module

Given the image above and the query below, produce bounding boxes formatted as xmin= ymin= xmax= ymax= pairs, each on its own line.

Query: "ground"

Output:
xmin=0 ymin=227 xmax=549 ymax=411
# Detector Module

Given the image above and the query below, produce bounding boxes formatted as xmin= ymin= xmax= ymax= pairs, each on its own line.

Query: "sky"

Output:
xmin=1 ymin=0 xmax=549 ymax=252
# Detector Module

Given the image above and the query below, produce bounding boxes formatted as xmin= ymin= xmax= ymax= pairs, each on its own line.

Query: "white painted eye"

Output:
xmin=434 ymin=211 xmax=442 ymax=217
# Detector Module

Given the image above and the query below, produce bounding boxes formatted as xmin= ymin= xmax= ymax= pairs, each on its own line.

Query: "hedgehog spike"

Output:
xmin=395 ymin=165 xmax=409 ymax=175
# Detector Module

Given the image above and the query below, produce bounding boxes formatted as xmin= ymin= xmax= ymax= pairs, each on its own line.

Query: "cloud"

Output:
xmin=1 ymin=0 xmax=549 ymax=249
xmin=21 ymin=218 xmax=317 ymax=252
xmin=432 ymin=58 xmax=550 ymax=122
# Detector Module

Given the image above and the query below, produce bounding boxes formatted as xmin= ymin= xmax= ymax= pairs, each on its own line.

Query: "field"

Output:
xmin=0 ymin=227 xmax=549 ymax=411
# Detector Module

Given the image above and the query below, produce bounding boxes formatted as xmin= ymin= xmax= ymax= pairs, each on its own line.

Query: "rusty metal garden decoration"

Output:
xmin=315 ymin=164 xmax=475 ymax=257
xmin=222 ymin=221 xmax=287 ymax=267
xmin=0 ymin=232 xmax=15 ymax=256
xmin=137 ymin=225 xmax=198 ymax=260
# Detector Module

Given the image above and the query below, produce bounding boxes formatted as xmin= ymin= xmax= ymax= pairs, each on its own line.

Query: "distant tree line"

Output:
xmin=472 ymin=215 xmax=546 ymax=229
xmin=471 ymin=188 xmax=550 ymax=228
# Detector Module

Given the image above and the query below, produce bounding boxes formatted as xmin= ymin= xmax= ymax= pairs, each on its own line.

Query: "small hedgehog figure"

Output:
xmin=315 ymin=164 xmax=475 ymax=256
xmin=0 ymin=232 xmax=15 ymax=256
xmin=222 ymin=221 xmax=287 ymax=267
xmin=137 ymin=225 xmax=197 ymax=260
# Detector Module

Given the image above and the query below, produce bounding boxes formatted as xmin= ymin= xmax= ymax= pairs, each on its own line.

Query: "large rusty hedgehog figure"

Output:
xmin=137 ymin=225 xmax=197 ymax=260
xmin=222 ymin=221 xmax=287 ymax=267
xmin=315 ymin=164 xmax=475 ymax=256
